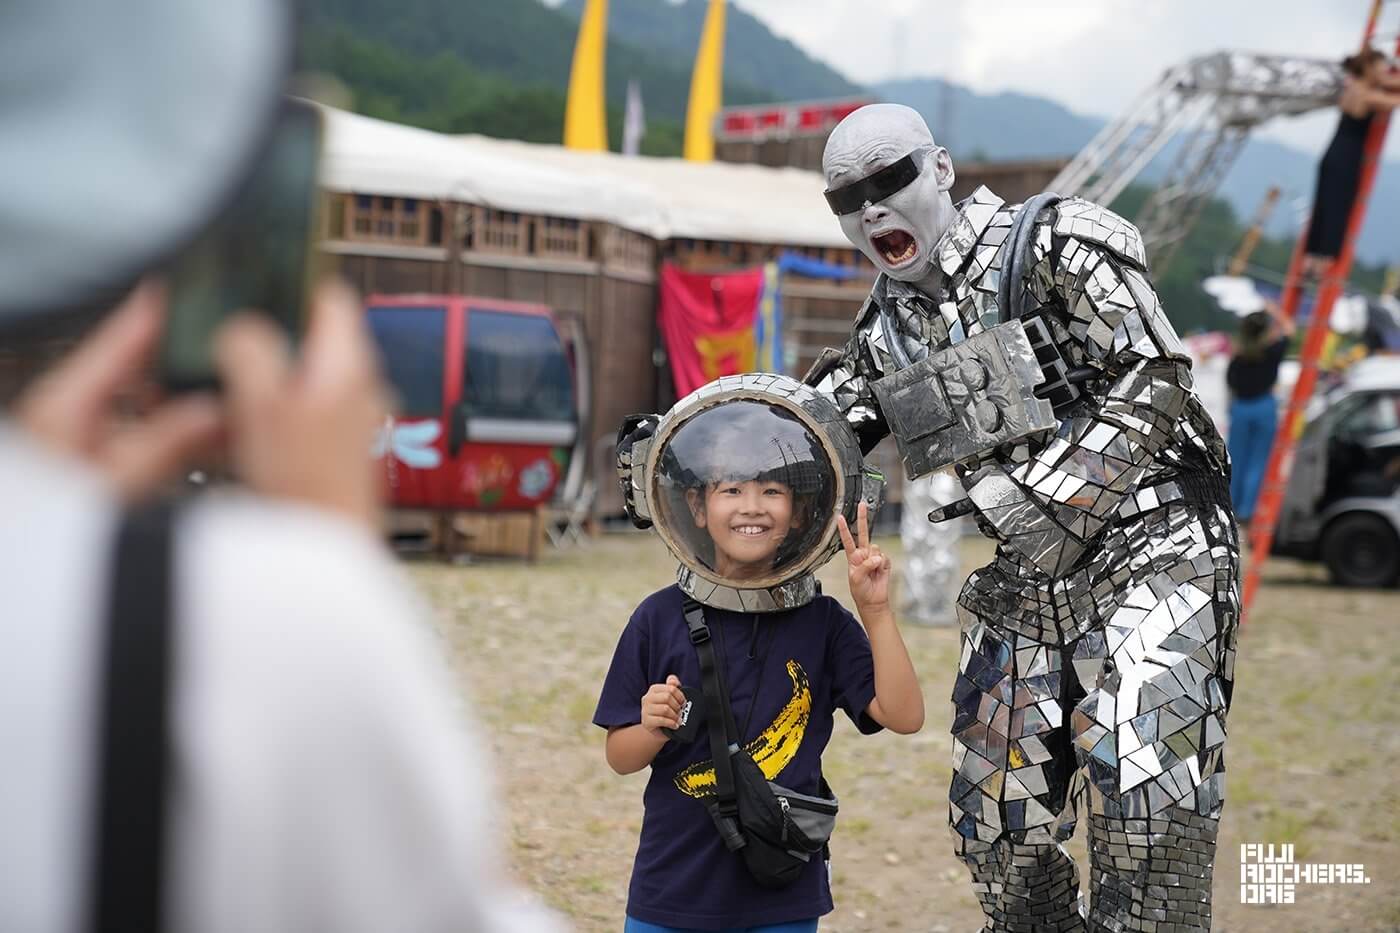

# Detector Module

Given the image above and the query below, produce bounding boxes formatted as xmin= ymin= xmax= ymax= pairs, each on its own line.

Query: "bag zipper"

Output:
xmin=771 ymin=786 xmax=839 ymax=814
xmin=778 ymin=796 xmax=790 ymax=843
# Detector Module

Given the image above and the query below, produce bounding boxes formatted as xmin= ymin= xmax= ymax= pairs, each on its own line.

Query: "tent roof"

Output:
xmin=318 ymin=105 xmax=851 ymax=248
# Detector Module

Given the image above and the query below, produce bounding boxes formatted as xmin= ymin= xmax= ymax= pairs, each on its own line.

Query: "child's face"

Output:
xmin=687 ymin=479 xmax=798 ymax=579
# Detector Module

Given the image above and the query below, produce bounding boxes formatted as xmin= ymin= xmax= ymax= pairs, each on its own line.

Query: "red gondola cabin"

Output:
xmin=366 ymin=295 xmax=577 ymax=512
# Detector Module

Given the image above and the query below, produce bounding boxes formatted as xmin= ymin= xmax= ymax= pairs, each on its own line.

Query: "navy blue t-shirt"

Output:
xmin=593 ymin=585 xmax=881 ymax=930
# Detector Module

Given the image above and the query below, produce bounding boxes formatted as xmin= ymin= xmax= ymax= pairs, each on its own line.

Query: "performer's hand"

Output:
xmin=958 ymin=464 xmax=1011 ymax=543
xmin=837 ymin=500 xmax=890 ymax=614
xmin=640 ymin=675 xmax=685 ymax=736
xmin=616 ymin=413 xmax=660 ymax=529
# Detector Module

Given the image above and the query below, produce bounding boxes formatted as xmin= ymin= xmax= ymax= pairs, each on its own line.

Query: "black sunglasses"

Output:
xmin=823 ymin=151 xmax=923 ymax=216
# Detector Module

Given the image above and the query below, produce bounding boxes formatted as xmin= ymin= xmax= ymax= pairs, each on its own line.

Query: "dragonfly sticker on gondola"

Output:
xmin=372 ymin=419 xmax=444 ymax=469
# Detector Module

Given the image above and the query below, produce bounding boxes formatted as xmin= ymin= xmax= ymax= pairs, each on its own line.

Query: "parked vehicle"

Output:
xmin=366 ymin=294 xmax=577 ymax=512
xmin=1273 ymin=355 xmax=1400 ymax=587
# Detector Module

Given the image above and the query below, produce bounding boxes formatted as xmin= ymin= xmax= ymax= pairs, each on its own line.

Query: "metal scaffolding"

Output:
xmin=1050 ymin=52 xmax=1343 ymax=272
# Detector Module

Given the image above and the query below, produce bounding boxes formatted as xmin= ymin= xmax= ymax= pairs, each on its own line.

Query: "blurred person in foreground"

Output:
xmin=0 ymin=1 xmax=560 ymax=926
xmin=0 ymin=280 xmax=563 ymax=932
xmin=1226 ymin=301 xmax=1294 ymax=527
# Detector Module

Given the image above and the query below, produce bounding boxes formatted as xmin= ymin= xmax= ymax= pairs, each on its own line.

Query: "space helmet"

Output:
xmin=620 ymin=374 xmax=884 ymax=612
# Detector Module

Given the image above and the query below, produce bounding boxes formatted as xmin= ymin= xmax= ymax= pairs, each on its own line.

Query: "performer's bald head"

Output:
xmin=821 ymin=103 xmax=957 ymax=284
xmin=822 ymin=103 xmax=937 ymax=182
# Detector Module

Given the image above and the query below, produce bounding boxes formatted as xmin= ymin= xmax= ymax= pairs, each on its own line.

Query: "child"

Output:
xmin=595 ymin=451 xmax=924 ymax=933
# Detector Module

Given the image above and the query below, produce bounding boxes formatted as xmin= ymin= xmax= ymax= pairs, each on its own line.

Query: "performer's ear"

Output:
xmin=930 ymin=146 xmax=955 ymax=192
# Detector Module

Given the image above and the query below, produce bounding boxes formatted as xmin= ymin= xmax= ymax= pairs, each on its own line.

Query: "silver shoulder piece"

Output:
xmin=869 ymin=319 xmax=1057 ymax=479
xmin=1053 ymin=198 xmax=1148 ymax=270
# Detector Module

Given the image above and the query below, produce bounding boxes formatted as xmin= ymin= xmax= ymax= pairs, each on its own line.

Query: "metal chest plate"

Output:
xmin=870 ymin=319 xmax=1057 ymax=479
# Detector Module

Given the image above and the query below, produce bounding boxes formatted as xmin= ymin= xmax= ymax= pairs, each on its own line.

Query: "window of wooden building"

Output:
xmin=534 ymin=216 xmax=590 ymax=262
xmin=667 ymin=237 xmax=779 ymax=271
xmin=467 ymin=207 xmax=529 ymax=255
xmin=604 ymin=227 xmax=656 ymax=274
xmin=323 ymin=192 xmax=443 ymax=247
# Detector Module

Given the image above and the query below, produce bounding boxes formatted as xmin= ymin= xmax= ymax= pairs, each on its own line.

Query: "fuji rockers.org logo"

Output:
xmin=1240 ymin=843 xmax=1371 ymax=904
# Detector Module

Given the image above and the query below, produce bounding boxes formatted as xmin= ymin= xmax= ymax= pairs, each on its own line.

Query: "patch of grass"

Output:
xmin=412 ymin=535 xmax=1400 ymax=932
xmin=844 ymin=817 xmax=873 ymax=836
xmin=1256 ymin=808 xmax=1315 ymax=860
xmin=1230 ymin=776 xmax=1265 ymax=807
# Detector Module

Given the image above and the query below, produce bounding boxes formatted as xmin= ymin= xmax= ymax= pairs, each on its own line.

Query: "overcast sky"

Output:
xmin=724 ymin=0 xmax=1392 ymax=158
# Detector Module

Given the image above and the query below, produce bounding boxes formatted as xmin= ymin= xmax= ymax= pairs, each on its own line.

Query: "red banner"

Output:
xmin=658 ymin=262 xmax=765 ymax=397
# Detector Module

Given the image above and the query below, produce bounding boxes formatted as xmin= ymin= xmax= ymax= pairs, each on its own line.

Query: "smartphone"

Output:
xmin=159 ymin=98 xmax=323 ymax=390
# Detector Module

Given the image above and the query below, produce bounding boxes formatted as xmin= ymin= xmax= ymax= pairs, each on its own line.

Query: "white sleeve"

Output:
xmin=170 ymin=497 xmax=566 ymax=933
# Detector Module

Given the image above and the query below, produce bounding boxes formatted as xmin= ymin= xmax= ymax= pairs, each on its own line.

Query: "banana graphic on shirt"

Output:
xmin=673 ymin=659 xmax=811 ymax=799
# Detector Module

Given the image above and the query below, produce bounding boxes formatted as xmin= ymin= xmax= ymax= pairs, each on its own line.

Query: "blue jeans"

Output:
xmin=1228 ymin=394 xmax=1278 ymax=522
xmin=624 ymin=918 xmax=819 ymax=933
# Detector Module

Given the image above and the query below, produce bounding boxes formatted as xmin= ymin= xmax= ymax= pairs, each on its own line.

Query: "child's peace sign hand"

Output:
xmin=836 ymin=500 xmax=889 ymax=614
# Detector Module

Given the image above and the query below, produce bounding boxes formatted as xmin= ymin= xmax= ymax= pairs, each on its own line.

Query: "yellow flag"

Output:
xmin=564 ymin=0 xmax=608 ymax=150
xmin=684 ymin=0 xmax=726 ymax=162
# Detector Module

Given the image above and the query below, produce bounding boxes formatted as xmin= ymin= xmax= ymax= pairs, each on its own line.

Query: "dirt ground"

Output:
xmin=409 ymin=532 xmax=1400 ymax=933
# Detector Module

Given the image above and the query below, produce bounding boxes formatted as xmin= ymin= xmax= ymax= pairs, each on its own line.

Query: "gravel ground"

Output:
xmin=407 ymin=533 xmax=1400 ymax=933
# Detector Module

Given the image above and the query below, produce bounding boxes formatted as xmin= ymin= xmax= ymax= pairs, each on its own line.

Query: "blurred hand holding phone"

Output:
xmin=154 ymin=97 xmax=386 ymax=528
xmin=159 ymin=97 xmax=324 ymax=391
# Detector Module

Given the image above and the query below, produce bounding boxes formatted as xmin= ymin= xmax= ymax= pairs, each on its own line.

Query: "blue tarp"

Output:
xmin=776 ymin=250 xmax=865 ymax=281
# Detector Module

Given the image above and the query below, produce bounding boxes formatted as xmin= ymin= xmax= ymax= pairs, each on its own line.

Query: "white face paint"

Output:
xmin=822 ymin=104 xmax=958 ymax=285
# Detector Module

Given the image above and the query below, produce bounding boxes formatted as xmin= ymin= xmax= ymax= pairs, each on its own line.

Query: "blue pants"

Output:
xmin=624 ymin=918 xmax=818 ymax=933
xmin=1228 ymin=394 xmax=1278 ymax=522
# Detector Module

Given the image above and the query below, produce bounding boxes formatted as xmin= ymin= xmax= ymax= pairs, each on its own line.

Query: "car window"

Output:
xmin=463 ymin=309 xmax=574 ymax=422
xmin=366 ymin=306 xmax=446 ymax=418
xmin=1337 ymin=391 xmax=1400 ymax=439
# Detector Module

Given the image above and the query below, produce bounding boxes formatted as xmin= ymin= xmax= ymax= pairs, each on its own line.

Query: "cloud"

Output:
xmin=730 ymin=0 xmax=1386 ymax=155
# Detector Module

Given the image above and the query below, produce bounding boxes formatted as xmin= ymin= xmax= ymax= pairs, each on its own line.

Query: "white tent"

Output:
xmin=318 ymin=105 xmax=852 ymax=248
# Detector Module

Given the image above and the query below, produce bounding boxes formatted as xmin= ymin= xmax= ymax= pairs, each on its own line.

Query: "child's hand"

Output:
xmin=641 ymin=675 xmax=685 ymax=736
xmin=837 ymin=500 xmax=890 ymax=614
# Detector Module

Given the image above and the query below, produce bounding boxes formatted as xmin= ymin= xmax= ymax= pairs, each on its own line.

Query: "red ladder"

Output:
xmin=1241 ymin=0 xmax=1400 ymax=617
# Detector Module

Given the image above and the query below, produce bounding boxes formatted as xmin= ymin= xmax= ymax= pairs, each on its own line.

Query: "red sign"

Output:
xmin=715 ymin=98 xmax=874 ymax=142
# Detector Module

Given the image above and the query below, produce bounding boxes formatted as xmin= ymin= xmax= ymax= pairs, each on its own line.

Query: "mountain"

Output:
xmin=874 ymin=77 xmax=1102 ymax=161
xmin=557 ymin=0 xmax=862 ymax=102
xmin=874 ymin=77 xmax=1400 ymax=266
xmin=302 ymin=0 xmax=776 ymax=128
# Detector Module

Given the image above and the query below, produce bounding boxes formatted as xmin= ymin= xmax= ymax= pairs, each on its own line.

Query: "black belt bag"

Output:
xmin=682 ymin=599 xmax=838 ymax=889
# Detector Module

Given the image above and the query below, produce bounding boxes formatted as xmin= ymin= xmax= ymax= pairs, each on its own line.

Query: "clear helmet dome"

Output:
xmin=652 ymin=399 xmax=839 ymax=589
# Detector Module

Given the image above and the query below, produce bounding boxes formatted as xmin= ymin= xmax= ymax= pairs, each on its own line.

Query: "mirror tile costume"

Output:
xmin=808 ymin=161 xmax=1240 ymax=927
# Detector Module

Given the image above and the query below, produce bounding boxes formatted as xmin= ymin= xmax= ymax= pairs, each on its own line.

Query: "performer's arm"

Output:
xmin=962 ymin=238 xmax=1192 ymax=577
xmin=803 ymin=303 xmax=891 ymax=455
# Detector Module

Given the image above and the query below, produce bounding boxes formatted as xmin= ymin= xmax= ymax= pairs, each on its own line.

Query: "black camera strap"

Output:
xmin=681 ymin=597 xmax=745 ymax=850
xmin=88 ymin=501 xmax=178 ymax=933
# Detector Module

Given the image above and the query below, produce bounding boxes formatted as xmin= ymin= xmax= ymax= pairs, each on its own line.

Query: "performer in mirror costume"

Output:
xmin=806 ymin=104 xmax=1240 ymax=931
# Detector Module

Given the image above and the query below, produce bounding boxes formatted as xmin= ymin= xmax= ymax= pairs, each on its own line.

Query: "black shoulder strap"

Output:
xmin=997 ymin=191 xmax=1063 ymax=324
xmin=89 ymin=501 xmax=178 ymax=933
xmin=681 ymin=598 xmax=741 ymax=824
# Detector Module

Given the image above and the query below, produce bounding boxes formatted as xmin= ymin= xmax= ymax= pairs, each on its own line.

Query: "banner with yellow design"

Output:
xmin=658 ymin=261 xmax=782 ymax=397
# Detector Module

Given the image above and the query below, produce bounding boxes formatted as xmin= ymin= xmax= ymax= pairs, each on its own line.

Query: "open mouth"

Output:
xmin=872 ymin=228 xmax=918 ymax=268
xmin=731 ymin=525 xmax=771 ymax=537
